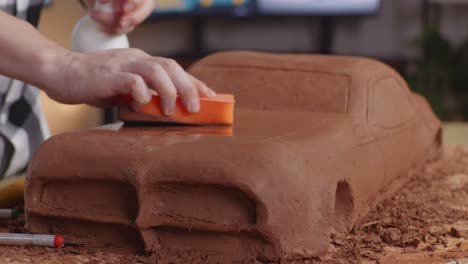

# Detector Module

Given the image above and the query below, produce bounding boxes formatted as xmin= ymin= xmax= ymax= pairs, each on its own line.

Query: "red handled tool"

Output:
xmin=0 ymin=233 xmax=81 ymax=248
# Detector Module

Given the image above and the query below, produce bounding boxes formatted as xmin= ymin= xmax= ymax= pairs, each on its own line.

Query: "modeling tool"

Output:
xmin=0 ymin=209 xmax=21 ymax=219
xmin=0 ymin=233 xmax=80 ymax=248
xmin=118 ymin=94 xmax=235 ymax=125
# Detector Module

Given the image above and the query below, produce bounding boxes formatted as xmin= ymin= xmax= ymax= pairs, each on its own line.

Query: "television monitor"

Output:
xmin=149 ymin=0 xmax=380 ymax=18
xmin=256 ymin=0 xmax=380 ymax=16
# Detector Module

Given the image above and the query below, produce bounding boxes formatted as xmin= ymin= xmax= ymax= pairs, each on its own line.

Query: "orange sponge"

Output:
xmin=118 ymin=94 xmax=235 ymax=125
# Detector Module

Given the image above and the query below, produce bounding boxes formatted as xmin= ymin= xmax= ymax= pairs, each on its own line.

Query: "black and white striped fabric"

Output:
xmin=0 ymin=0 xmax=49 ymax=178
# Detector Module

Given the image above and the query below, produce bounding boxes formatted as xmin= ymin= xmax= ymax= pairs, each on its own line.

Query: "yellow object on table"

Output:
xmin=0 ymin=174 xmax=25 ymax=207
xmin=443 ymin=122 xmax=468 ymax=145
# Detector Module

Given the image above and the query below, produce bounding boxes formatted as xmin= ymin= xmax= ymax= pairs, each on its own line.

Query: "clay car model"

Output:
xmin=25 ymin=52 xmax=441 ymax=262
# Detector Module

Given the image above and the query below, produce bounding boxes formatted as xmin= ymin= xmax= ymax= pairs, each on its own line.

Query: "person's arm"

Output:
xmin=0 ymin=10 xmax=214 ymax=115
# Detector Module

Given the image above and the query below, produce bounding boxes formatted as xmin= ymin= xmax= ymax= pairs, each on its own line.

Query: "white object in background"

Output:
xmin=71 ymin=1 xmax=129 ymax=52
xmin=257 ymin=0 xmax=380 ymax=15
xmin=92 ymin=121 xmax=124 ymax=131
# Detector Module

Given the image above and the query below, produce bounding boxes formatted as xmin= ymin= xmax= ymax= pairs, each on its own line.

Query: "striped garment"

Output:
xmin=0 ymin=0 xmax=50 ymax=178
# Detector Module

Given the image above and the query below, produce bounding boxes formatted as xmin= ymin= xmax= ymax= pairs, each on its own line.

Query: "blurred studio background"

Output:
xmin=38 ymin=0 xmax=468 ymax=135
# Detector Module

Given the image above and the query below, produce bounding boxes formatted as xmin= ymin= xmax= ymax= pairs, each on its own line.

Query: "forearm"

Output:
xmin=0 ymin=11 xmax=68 ymax=89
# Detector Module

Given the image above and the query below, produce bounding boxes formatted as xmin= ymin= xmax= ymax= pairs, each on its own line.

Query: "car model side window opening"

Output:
xmin=368 ymin=76 xmax=414 ymax=128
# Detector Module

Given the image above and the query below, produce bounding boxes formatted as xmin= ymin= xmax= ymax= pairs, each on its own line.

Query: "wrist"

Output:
xmin=33 ymin=46 xmax=77 ymax=93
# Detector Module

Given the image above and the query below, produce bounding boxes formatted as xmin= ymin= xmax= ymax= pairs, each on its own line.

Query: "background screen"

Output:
xmin=150 ymin=0 xmax=380 ymax=17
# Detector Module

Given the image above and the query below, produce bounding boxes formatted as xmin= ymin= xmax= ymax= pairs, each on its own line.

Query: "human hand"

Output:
xmin=84 ymin=0 xmax=156 ymax=34
xmin=43 ymin=48 xmax=215 ymax=115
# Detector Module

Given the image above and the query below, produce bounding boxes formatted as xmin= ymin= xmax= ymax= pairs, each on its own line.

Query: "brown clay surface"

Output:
xmin=25 ymin=52 xmax=442 ymax=261
xmin=2 ymin=145 xmax=467 ymax=263
xmin=323 ymin=145 xmax=468 ymax=264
